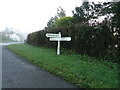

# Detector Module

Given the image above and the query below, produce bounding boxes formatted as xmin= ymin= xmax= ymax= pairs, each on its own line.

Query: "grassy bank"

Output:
xmin=7 ymin=44 xmax=118 ymax=88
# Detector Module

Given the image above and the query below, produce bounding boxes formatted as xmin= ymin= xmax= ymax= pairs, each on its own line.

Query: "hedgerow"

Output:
xmin=26 ymin=24 xmax=119 ymax=62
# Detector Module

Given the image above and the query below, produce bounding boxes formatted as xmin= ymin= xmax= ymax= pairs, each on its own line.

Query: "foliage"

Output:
xmin=47 ymin=16 xmax=58 ymax=29
xmin=26 ymin=24 xmax=119 ymax=62
xmin=0 ymin=32 xmax=14 ymax=42
xmin=46 ymin=6 xmax=66 ymax=29
xmin=57 ymin=6 xmax=66 ymax=18
xmin=95 ymin=1 xmax=120 ymax=60
xmin=55 ymin=16 xmax=75 ymax=28
xmin=72 ymin=2 xmax=92 ymax=23
xmin=8 ymin=44 xmax=119 ymax=88
xmin=27 ymin=2 xmax=120 ymax=62
xmin=102 ymin=1 xmax=120 ymax=56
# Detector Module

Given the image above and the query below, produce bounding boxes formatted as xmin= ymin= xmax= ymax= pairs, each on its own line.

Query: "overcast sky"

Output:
xmin=0 ymin=0 xmax=112 ymax=34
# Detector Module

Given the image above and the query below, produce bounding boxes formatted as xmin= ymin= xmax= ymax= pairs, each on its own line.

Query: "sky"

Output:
xmin=0 ymin=0 xmax=112 ymax=34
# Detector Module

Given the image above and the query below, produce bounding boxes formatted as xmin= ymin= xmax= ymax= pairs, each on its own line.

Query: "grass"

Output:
xmin=0 ymin=40 xmax=14 ymax=43
xmin=7 ymin=44 xmax=118 ymax=88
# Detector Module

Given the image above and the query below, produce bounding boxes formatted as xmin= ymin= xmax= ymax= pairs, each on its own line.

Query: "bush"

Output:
xmin=55 ymin=16 xmax=75 ymax=28
xmin=26 ymin=25 xmax=119 ymax=63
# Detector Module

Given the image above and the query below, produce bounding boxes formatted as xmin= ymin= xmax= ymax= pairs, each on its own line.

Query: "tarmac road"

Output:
xmin=2 ymin=46 xmax=77 ymax=88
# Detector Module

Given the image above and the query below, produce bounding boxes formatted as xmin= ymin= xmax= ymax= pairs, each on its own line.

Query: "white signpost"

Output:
xmin=46 ymin=32 xmax=71 ymax=55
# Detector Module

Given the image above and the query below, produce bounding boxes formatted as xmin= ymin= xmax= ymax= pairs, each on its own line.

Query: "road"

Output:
xmin=2 ymin=45 xmax=76 ymax=88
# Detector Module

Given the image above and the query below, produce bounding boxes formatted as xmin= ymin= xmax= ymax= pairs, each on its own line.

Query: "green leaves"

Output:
xmin=54 ymin=16 xmax=75 ymax=28
xmin=27 ymin=2 xmax=119 ymax=63
xmin=46 ymin=6 xmax=66 ymax=29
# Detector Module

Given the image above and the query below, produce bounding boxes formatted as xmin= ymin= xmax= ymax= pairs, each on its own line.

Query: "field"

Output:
xmin=0 ymin=40 xmax=14 ymax=43
xmin=7 ymin=44 xmax=118 ymax=88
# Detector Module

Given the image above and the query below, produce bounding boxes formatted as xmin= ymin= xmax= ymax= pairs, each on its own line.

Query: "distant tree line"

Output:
xmin=0 ymin=27 xmax=26 ymax=42
xmin=26 ymin=2 xmax=120 ymax=63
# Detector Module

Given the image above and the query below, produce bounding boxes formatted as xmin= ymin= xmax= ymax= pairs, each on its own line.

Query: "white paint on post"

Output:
xmin=57 ymin=40 xmax=60 ymax=55
xmin=57 ymin=32 xmax=61 ymax=55
xmin=46 ymin=32 xmax=71 ymax=55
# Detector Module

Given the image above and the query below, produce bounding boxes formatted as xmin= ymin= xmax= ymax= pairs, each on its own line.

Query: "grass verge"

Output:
xmin=7 ymin=44 xmax=118 ymax=88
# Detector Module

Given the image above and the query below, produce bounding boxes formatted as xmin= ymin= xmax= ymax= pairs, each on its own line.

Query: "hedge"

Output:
xmin=26 ymin=25 xmax=119 ymax=63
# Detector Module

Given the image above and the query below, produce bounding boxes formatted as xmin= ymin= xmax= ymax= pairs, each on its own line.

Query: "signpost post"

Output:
xmin=46 ymin=32 xmax=71 ymax=55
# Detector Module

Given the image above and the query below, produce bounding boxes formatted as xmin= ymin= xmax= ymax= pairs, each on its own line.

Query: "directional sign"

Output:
xmin=46 ymin=32 xmax=71 ymax=55
xmin=50 ymin=37 xmax=71 ymax=41
xmin=46 ymin=33 xmax=60 ymax=38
